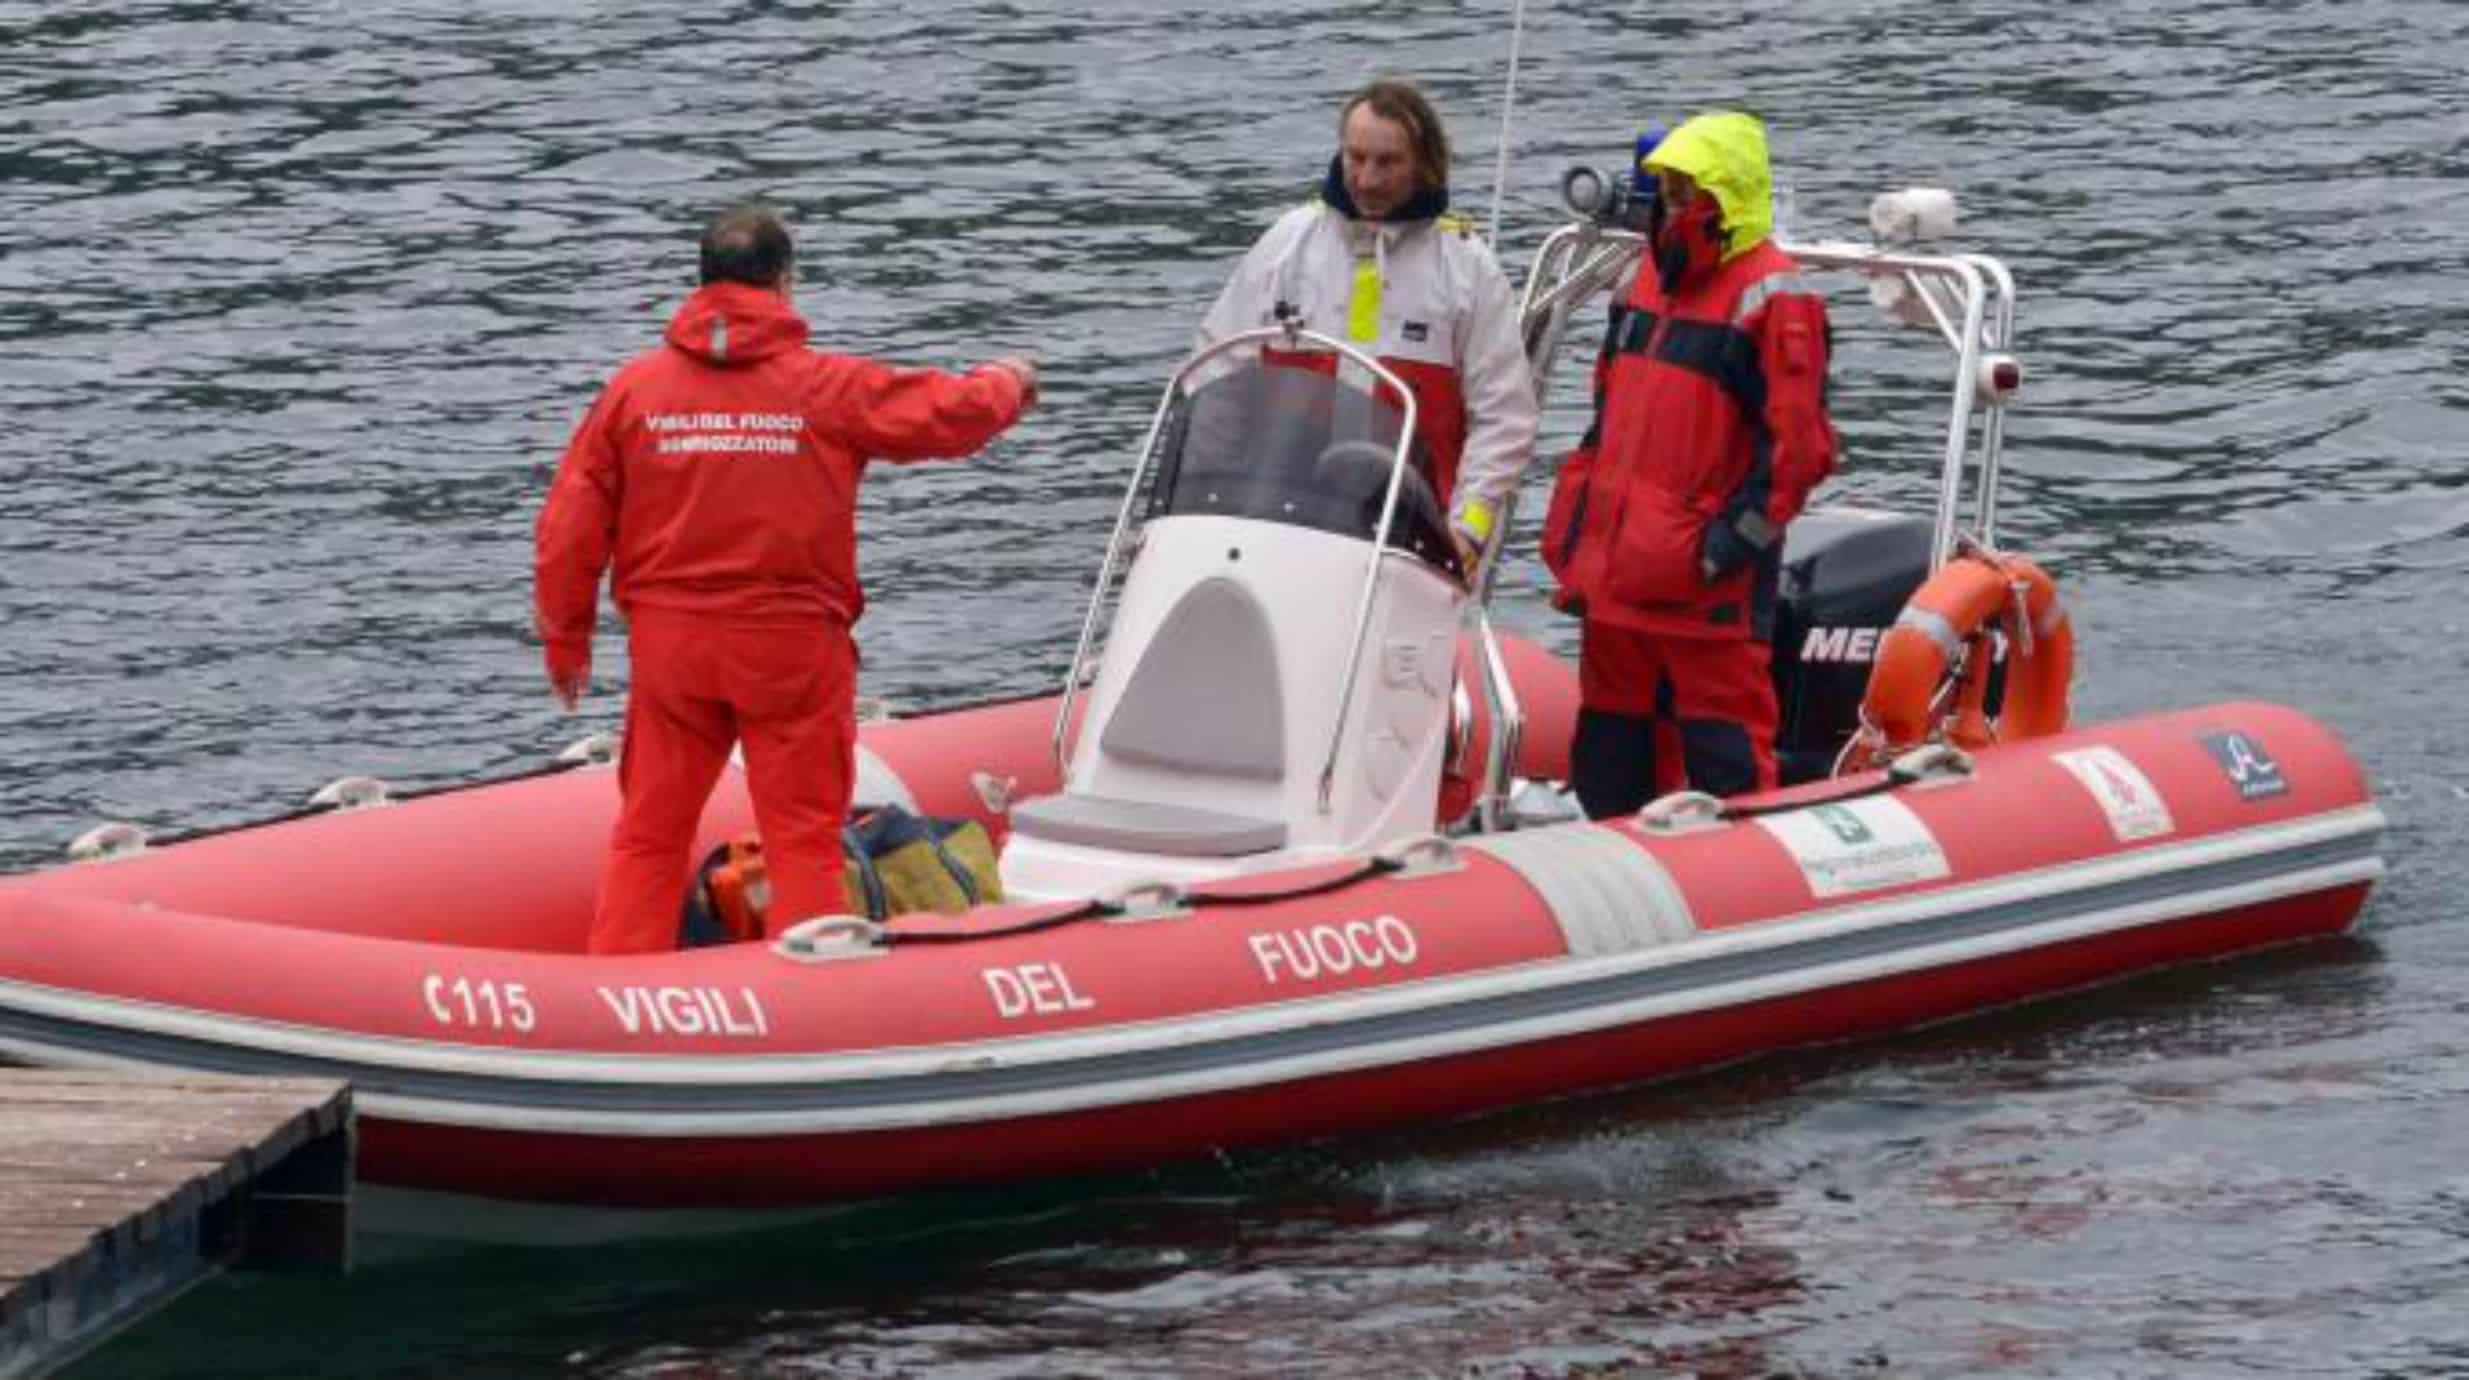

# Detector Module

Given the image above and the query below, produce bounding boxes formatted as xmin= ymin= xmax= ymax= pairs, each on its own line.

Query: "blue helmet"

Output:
xmin=1631 ymin=125 xmax=1671 ymax=201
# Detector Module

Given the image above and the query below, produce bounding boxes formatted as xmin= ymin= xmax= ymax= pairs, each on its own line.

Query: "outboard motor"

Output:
xmin=1768 ymin=507 xmax=1934 ymax=784
xmin=1001 ymin=337 xmax=1466 ymax=902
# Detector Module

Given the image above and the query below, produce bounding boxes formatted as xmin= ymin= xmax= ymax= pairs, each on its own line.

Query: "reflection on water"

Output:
xmin=7 ymin=0 xmax=2466 ymax=1374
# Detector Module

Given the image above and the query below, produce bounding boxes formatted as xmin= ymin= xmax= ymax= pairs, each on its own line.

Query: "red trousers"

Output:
xmin=1571 ymin=621 xmax=1778 ymax=817
xmin=590 ymin=608 xmax=856 ymax=955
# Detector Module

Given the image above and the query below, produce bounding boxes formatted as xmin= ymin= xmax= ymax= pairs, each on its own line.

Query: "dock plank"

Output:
xmin=0 ymin=1070 xmax=353 ymax=1380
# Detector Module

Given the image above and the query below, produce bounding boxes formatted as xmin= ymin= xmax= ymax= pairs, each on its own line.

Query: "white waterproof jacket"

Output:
xmin=1197 ymin=200 xmax=1540 ymax=549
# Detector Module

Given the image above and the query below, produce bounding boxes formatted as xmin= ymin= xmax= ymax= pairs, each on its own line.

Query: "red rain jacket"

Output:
xmin=535 ymin=282 xmax=1026 ymax=666
xmin=1542 ymin=237 xmax=1836 ymax=640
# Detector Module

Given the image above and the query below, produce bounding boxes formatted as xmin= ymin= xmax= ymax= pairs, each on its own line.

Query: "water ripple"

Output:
xmin=11 ymin=0 xmax=2469 ymax=1374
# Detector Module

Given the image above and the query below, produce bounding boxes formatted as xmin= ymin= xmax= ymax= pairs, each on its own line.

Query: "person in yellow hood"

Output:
xmin=1539 ymin=111 xmax=1840 ymax=814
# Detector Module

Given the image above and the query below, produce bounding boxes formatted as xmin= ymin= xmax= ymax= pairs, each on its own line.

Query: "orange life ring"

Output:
xmin=1848 ymin=550 xmax=2073 ymax=770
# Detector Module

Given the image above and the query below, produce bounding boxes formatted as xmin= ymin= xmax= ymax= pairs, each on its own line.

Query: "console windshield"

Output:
xmin=1143 ymin=359 xmax=1457 ymax=575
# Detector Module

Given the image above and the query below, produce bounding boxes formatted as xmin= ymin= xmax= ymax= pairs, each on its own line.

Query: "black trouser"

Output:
xmin=1569 ymin=701 xmax=1763 ymax=820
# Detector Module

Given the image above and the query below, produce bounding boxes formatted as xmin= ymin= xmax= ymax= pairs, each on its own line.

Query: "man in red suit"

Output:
xmin=536 ymin=203 xmax=1036 ymax=953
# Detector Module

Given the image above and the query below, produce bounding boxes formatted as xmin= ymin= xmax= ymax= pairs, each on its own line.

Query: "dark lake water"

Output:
xmin=6 ymin=0 xmax=2466 ymax=1374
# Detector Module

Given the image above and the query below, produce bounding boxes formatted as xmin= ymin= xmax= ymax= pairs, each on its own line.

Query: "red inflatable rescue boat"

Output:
xmin=0 ymin=192 xmax=2384 ymax=1227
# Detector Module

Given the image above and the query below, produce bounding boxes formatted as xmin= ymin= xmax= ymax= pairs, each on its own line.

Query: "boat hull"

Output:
xmin=0 ymin=692 xmax=2383 ymax=1210
xmin=355 ymin=881 xmax=2365 ymax=1207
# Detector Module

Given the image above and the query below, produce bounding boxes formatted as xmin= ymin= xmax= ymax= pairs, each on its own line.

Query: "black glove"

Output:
xmin=1698 ymin=509 xmax=1778 ymax=583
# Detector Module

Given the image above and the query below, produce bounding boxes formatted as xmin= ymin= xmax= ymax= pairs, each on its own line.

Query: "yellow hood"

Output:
xmin=1643 ymin=111 xmax=1773 ymax=260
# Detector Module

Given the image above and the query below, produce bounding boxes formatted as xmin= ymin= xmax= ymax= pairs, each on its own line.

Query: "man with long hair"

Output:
xmin=1197 ymin=78 xmax=1537 ymax=576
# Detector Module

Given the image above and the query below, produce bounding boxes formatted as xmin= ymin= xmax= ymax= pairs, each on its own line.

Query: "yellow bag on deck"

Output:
xmin=861 ymin=814 xmax=1002 ymax=919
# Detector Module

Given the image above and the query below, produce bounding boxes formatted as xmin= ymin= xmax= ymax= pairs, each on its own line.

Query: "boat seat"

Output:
xmin=1098 ymin=575 xmax=1285 ymax=780
xmin=1008 ymin=792 xmax=1288 ymax=858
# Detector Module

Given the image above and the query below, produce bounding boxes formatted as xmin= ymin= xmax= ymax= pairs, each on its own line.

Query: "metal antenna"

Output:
xmin=1484 ymin=0 xmax=1532 ymax=246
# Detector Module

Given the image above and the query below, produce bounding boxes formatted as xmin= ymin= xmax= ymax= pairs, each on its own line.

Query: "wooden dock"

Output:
xmin=0 ymin=1070 xmax=353 ymax=1380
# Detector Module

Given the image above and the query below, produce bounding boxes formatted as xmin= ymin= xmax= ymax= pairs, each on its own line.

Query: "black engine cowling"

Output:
xmin=1768 ymin=508 xmax=1935 ymax=784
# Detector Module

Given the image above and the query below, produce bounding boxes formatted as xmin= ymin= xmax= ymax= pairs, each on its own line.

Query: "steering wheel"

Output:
xmin=1312 ymin=438 xmax=1402 ymax=487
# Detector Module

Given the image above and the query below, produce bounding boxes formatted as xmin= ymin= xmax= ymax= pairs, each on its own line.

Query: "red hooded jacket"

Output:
xmin=535 ymin=282 xmax=1026 ymax=664
xmin=1541 ymin=232 xmax=1836 ymax=640
xmin=1541 ymin=110 xmax=1838 ymax=642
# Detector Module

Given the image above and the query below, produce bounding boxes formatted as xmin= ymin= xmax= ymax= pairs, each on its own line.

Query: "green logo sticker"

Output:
xmin=1811 ymin=804 xmax=1873 ymax=846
